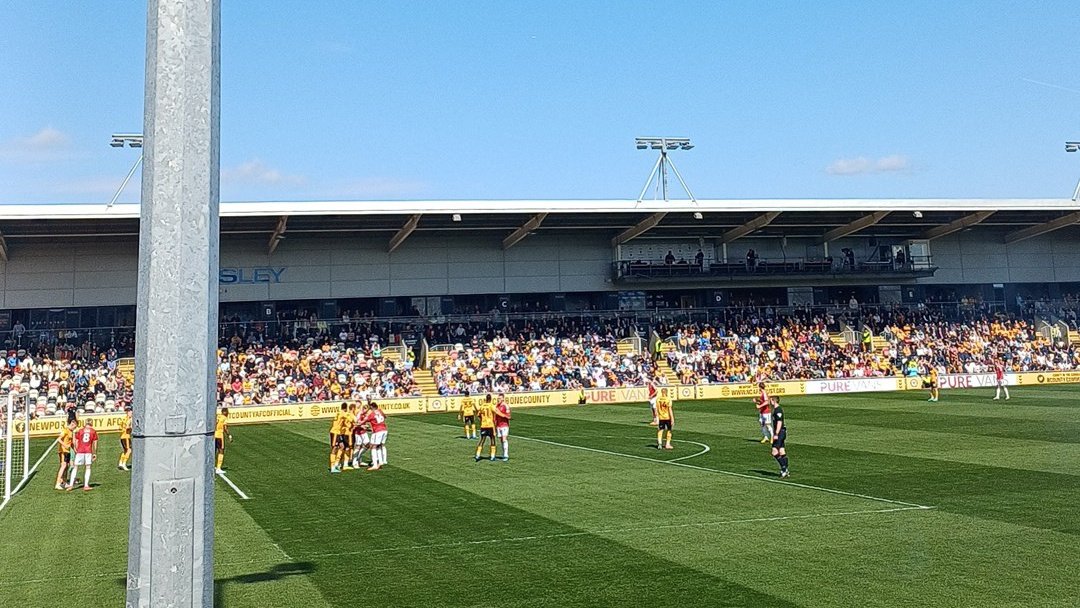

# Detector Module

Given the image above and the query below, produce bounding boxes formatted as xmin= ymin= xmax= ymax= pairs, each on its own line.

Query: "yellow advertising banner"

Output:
xmin=1013 ymin=370 xmax=1080 ymax=386
xmin=14 ymin=412 xmax=129 ymax=438
xmin=696 ymin=381 xmax=806 ymax=401
xmin=503 ymin=390 xmax=577 ymax=408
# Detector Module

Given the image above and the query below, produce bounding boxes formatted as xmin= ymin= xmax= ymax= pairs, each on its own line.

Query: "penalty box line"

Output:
xmin=509 ymin=432 xmax=934 ymax=510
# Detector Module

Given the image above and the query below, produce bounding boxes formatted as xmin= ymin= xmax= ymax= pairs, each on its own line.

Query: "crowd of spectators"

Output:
xmin=665 ymin=307 xmax=1079 ymax=384
xmin=429 ymin=318 xmax=648 ymax=395
xmin=216 ymin=340 xmax=421 ymax=406
xmin=0 ymin=346 xmax=131 ymax=417
xmin=4 ymin=305 xmax=1080 ymax=417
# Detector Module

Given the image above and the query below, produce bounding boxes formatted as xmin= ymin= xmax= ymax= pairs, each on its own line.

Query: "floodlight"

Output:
xmin=110 ymin=133 xmax=144 ymax=148
xmin=913 ymin=211 xmax=923 ymax=218
xmin=107 ymin=133 xmax=145 ymax=208
xmin=1067 ymin=142 xmax=1080 ymax=153
xmin=693 ymin=212 xmax=703 ymax=220
xmin=451 ymin=214 xmax=462 ymax=222
xmin=634 ymin=137 xmax=696 ymax=202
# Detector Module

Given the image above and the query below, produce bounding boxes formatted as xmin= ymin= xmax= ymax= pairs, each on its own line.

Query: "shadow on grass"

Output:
xmin=214 ymin=561 xmax=316 ymax=606
xmin=750 ymin=469 xmax=781 ymax=478
xmin=113 ymin=562 xmax=316 ymax=606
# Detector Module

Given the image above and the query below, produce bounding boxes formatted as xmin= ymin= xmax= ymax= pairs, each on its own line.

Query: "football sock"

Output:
xmin=779 ymin=456 xmax=789 ymax=471
xmin=328 ymin=451 xmax=336 ymax=469
xmin=84 ymin=468 xmax=91 ymax=488
xmin=489 ymin=445 xmax=496 ymax=459
xmin=1003 ymin=388 xmax=1010 ymax=399
xmin=475 ymin=445 xmax=482 ymax=458
xmin=657 ymin=430 xmax=663 ymax=446
xmin=69 ymin=468 xmax=78 ymax=486
xmin=501 ymin=440 xmax=508 ymax=458
xmin=380 ymin=446 xmax=387 ymax=465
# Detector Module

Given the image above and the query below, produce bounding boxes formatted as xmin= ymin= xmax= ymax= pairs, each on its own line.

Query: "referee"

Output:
xmin=770 ymin=397 xmax=789 ymax=478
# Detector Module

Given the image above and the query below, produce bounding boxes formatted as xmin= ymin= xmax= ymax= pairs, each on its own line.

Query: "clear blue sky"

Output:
xmin=1 ymin=1 xmax=1078 ymax=204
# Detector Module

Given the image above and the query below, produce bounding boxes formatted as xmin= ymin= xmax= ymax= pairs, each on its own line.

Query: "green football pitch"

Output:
xmin=2 ymin=387 xmax=1079 ymax=607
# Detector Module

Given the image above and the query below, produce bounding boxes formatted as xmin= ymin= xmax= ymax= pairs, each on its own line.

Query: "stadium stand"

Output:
xmin=2 ymin=303 xmax=1078 ymax=419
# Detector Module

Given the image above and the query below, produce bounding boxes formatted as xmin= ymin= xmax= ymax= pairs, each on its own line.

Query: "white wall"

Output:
xmin=1 ymin=228 xmax=1077 ymax=309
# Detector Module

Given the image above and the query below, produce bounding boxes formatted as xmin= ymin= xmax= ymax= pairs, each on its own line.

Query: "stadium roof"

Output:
xmin=2 ymin=198 xmax=1079 ymax=253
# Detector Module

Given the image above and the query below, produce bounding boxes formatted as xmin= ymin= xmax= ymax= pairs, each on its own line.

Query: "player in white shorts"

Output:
xmin=365 ymin=401 xmax=389 ymax=471
xmin=494 ymin=394 xmax=512 ymax=461
xmin=647 ymin=381 xmax=659 ymax=425
xmin=351 ymin=401 xmax=372 ymax=467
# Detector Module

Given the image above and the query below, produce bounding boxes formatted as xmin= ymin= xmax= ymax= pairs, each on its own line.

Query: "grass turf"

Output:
xmin=1 ymin=386 xmax=1079 ymax=607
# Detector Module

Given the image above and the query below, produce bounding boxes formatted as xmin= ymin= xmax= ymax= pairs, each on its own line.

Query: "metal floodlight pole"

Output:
xmin=126 ymin=0 xmax=220 ymax=606
xmin=108 ymin=134 xmax=145 ymax=208
xmin=634 ymin=136 xmax=696 ymax=203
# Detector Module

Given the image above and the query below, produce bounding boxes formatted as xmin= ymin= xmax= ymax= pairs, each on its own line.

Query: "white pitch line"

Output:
xmin=0 ymin=437 xmax=61 ymax=512
xmin=669 ymin=440 xmax=710 ymax=462
xmin=299 ymin=505 xmax=930 ymax=560
xmin=216 ymin=471 xmax=250 ymax=500
xmin=510 ymin=434 xmax=933 ymax=510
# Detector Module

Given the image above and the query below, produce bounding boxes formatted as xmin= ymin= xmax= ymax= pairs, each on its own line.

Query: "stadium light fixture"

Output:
xmin=693 ymin=212 xmax=703 ymax=220
xmin=110 ymin=133 xmax=144 ymax=148
xmin=913 ymin=211 xmax=923 ymax=218
xmin=451 ymin=213 xmax=462 ymax=222
xmin=1068 ymin=142 xmax=1080 ymax=200
xmin=635 ymin=136 xmax=696 ymax=203
xmin=107 ymin=133 xmax=145 ymax=208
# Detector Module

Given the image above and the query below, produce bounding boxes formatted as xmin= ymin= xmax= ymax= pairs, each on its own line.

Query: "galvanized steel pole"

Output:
xmin=126 ymin=0 xmax=220 ymax=606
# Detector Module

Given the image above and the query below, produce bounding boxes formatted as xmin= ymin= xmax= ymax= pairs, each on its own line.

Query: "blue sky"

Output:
xmin=1 ymin=1 xmax=1078 ymax=204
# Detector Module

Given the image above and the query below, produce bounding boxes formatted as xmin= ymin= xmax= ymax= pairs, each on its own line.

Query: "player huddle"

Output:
xmin=329 ymin=400 xmax=389 ymax=473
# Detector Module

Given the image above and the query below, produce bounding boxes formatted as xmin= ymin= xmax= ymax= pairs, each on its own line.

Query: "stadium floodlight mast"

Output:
xmin=107 ymin=133 xmax=144 ymax=208
xmin=1067 ymin=141 xmax=1080 ymax=201
xmin=635 ymin=137 xmax=696 ymax=203
xmin=125 ymin=0 xmax=219 ymax=605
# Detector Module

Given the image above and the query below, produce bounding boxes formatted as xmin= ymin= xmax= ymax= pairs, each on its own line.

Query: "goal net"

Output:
xmin=1 ymin=392 xmax=32 ymax=510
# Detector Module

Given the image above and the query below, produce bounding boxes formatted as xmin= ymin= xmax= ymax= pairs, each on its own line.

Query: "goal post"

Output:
xmin=0 ymin=391 xmax=52 ymax=512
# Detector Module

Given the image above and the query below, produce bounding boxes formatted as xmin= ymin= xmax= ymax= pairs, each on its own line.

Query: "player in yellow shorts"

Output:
xmin=329 ymin=403 xmax=353 ymax=473
xmin=117 ymin=407 xmax=133 ymax=471
xmin=55 ymin=420 xmax=75 ymax=490
xmin=214 ymin=408 xmax=232 ymax=475
xmin=459 ymin=391 xmax=477 ymax=439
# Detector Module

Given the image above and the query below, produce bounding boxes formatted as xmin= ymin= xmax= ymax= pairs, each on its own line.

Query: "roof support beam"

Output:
xmin=268 ymin=215 xmax=288 ymax=255
xmin=922 ymin=211 xmax=995 ymax=240
xmin=1004 ymin=211 xmax=1080 ymax=244
xmin=721 ymin=211 xmax=781 ymax=244
xmin=388 ymin=214 xmax=422 ymax=253
xmin=817 ymin=211 xmax=890 ymax=244
xmin=611 ymin=212 xmax=666 ymax=246
xmin=0 ymin=231 xmax=7 ymax=262
xmin=502 ymin=213 xmax=547 ymax=250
